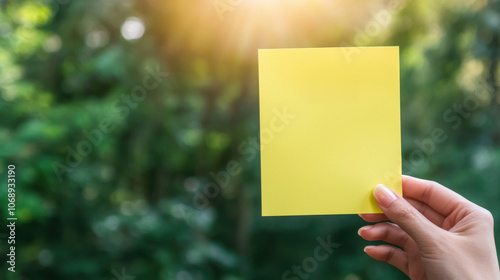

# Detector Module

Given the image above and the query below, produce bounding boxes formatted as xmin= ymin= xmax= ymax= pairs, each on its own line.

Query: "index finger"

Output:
xmin=402 ymin=175 xmax=468 ymax=216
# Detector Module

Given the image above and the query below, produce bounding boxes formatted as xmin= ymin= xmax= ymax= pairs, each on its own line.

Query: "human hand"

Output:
xmin=358 ymin=175 xmax=500 ymax=280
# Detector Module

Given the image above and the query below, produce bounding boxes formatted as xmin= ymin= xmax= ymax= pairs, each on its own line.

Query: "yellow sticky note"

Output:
xmin=258 ymin=46 xmax=402 ymax=216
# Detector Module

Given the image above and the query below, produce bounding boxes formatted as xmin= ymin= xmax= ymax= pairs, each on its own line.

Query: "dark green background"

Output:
xmin=1 ymin=0 xmax=499 ymax=279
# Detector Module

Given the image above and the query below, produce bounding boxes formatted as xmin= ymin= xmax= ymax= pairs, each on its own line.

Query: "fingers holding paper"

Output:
xmin=359 ymin=175 xmax=461 ymax=229
xmin=359 ymin=198 xmax=446 ymax=227
xmin=358 ymin=175 xmax=500 ymax=280
xmin=358 ymin=222 xmax=412 ymax=249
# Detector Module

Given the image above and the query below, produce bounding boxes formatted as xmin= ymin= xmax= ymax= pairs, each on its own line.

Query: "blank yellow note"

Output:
xmin=258 ymin=46 xmax=402 ymax=216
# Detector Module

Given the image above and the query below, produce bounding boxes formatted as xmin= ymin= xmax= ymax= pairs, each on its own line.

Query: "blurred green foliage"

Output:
xmin=0 ymin=0 xmax=499 ymax=279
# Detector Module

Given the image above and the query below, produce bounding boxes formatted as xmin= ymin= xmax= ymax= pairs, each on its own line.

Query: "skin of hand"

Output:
xmin=358 ymin=175 xmax=500 ymax=280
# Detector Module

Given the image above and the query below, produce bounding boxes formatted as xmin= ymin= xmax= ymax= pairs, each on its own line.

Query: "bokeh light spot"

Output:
xmin=121 ymin=17 xmax=145 ymax=40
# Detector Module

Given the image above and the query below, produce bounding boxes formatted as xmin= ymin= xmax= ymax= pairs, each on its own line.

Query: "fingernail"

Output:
xmin=364 ymin=245 xmax=375 ymax=253
xmin=373 ymin=184 xmax=397 ymax=208
xmin=357 ymin=226 xmax=372 ymax=236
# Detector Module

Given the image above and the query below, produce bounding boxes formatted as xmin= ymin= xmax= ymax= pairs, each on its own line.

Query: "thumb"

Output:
xmin=374 ymin=184 xmax=439 ymax=246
